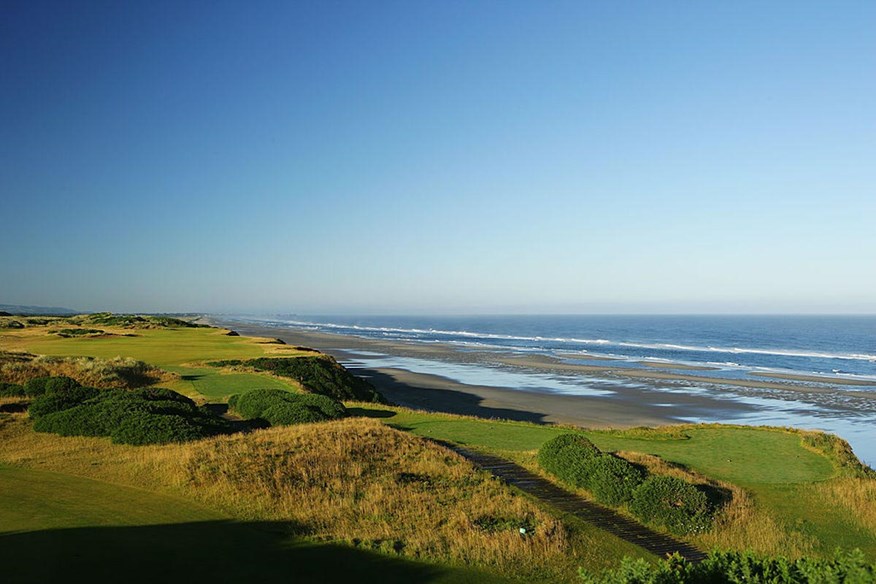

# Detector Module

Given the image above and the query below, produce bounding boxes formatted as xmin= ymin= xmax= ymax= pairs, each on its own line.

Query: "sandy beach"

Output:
xmin=213 ymin=319 xmax=873 ymax=429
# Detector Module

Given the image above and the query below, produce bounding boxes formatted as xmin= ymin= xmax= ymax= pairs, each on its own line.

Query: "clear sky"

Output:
xmin=2 ymin=1 xmax=874 ymax=314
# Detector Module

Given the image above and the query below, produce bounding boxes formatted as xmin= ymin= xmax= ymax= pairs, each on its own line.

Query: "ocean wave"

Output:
xmin=261 ymin=318 xmax=876 ymax=363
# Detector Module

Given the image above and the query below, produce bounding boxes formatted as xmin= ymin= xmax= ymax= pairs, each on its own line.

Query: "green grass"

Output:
xmin=162 ymin=366 xmax=294 ymax=399
xmin=0 ymin=464 xmax=222 ymax=531
xmin=16 ymin=328 xmax=268 ymax=367
xmin=4 ymin=328 xmax=297 ymax=400
xmin=360 ymin=408 xmax=835 ymax=485
xmin=0 ymin=464 xmax=508 ymax=583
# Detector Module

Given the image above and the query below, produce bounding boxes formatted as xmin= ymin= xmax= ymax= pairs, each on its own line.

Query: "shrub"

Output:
xmin=0 ymin=382 xmax=25 ymax=397
xmin=213 ymin=356 xmax=384 ymax=403
xmin=110 ymin=412 xmax=209 ymax=445
xmin=32 ymin=386 xmax=232 ymax=445
xmin=227 ymin=394 xmax=239 ymax=408
xmin=630 ymin=476 xmax=712 ymax=535
xmin=261 ymin=402 xmax=328 ymax=425
xmin=587 ymin=455 xmax=645 ymax=506
xmin=538 ymin=434 xmax=602 ymax=488
xmin=297 ymin=392 xmax=347 ymax=418
xmin=230 ymin=389 xmax=346 ymax=427
xmin=579 ymin=549 xmax=875 ymax=583
xmin=28 ymin=386 xmax=101 ymax=418
xmin=232 ymin=389 xmax=287 ymax=419
xmin=54 ymin=328 xmax=104 ymax=337
xmin=24 ymin=377 xmax=62 ymax=397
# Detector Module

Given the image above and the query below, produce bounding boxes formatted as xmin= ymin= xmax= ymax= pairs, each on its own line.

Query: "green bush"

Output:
xmin=22 ymin=375 xmax=81 ymax=397
xmin=24 ymin=377 xmax=56 ymax=397
xmin=110 ymin=412 xmax=209 ymax=445
xmin=296 ymin=392 xmax=347 ymax=418
xmin=28 ymin=386 xmax=101 ymax=418
xmin=232 ymin=389 xmax=286 ymax=419
xmin=630 ymin=476 xmax=712 ymax=535
xmin=587 ymin=455 xmax=645 ymax=506
xmin=538 ymin=434 xmax=602 ymax=488
xmin=261 ymin=402 xmax=328 ymax=425
xmin=579 ymin=549 xmax=875 ymax=583
xmin=212 ymin=357 xmax=384 ymax=402
xmin=0 ymin=382 xmax=25 ymax=397
xmin=32 ymin=387 xmax=232 ymax=445
xmin=230 ymin=389 xmax=345 ymax=427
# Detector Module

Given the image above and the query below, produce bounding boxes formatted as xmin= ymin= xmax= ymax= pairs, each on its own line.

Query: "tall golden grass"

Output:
xmin=814 ymin=478 xmax=876 ymax=533
xmin=0 ymin=415 xmax=574 ymax=580
xmin=0 ymin=352 xmax=175 ymax=388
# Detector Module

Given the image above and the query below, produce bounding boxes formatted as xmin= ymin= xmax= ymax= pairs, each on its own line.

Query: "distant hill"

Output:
xmin=0 ymin=304 xmax=78 ymax=316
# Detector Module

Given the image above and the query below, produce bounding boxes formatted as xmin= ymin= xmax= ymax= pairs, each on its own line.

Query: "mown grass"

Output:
xmin=0 ymin=464 xmax=222 ymax=531
xmin=0 ymin=326 xmax=304 ymax=400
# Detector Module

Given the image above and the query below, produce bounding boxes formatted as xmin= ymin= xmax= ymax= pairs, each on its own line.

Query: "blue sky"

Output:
xmin=2 ymin=1 xmax=874 ymax=314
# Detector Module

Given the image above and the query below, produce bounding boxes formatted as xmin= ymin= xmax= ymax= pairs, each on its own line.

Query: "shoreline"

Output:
xmin=214 ymin=319 xmax=851 ymax=429
xmin=210 ymin=318 xmax=876 ymax=465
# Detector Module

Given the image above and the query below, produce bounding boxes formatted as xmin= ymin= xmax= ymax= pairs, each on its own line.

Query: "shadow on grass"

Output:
xmin=0 ymin=520 xmax=472 ymax=584
xmin=180 ymin=373 xmax=206 ymax=381
xmin=355 ymin=368 xmax=551 ymax=425
xmin=348 ymin=406 xmax=398 ymax=419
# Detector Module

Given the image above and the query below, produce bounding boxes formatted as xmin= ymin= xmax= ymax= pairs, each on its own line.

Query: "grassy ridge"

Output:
xmin=0 ymin=414 xmax=647 ymax=581
xmin=2 ymin=319 xmax=875 ymax=578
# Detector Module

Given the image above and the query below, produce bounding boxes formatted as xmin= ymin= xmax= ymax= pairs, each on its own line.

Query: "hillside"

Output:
xmin=1 ymin=315 xmax=875 ymax=582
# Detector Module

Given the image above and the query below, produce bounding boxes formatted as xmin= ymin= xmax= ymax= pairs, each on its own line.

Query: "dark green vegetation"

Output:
xmin=52 ymin=328 xmax=105 ymax=337
xmin=629 ymin=477 xmax=712 ymax=536
xmin=211 ymin=356 xmax=384 ymax=402
xmin=229 ymin=388 xmax=346 ymax=426
xmin=0 ymin=381 xmax=25 ymax=397
xmin=538 ymin=433 xmax=711 ymax=535
xmin=25 ymin=375 xmax=82 ymax=396
xmin=579 ymin=550 xmax=875 ymax=584
xmin=28 ymin=377 xmax=232 ymax=445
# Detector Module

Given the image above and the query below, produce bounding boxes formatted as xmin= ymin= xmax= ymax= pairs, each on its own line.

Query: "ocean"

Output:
xmin=230 ymin=314 xmax=876 ymax=465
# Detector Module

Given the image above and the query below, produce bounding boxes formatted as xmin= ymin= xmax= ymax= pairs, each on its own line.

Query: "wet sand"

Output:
xmin=214 ymin=320 xmax=795 ymax=428
xmin=751 ymin=371 xmax=876 ymax=386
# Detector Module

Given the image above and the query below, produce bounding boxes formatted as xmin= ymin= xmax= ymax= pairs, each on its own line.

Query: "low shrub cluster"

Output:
xmin=629 ymin=476 xmax=712 ymax=535
xmin=52 ymin=328 xmax=105 ymax=337
xmin=29 ymin=378 xmax=232 ymax=445
xmin=229 ymin=388 xmax=346 ymax=426
xmin=0 ymin=381 xmax=26 ymax=397
xmin=538 ymin=434 xmax=713 ymax=534
xmin=212 ymin=356 xmax=385 ymax=403
xmin=579 ymin=549 xmax=875 ymax=583
xmin=538 ymin=434 xmax=644 ymax=507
